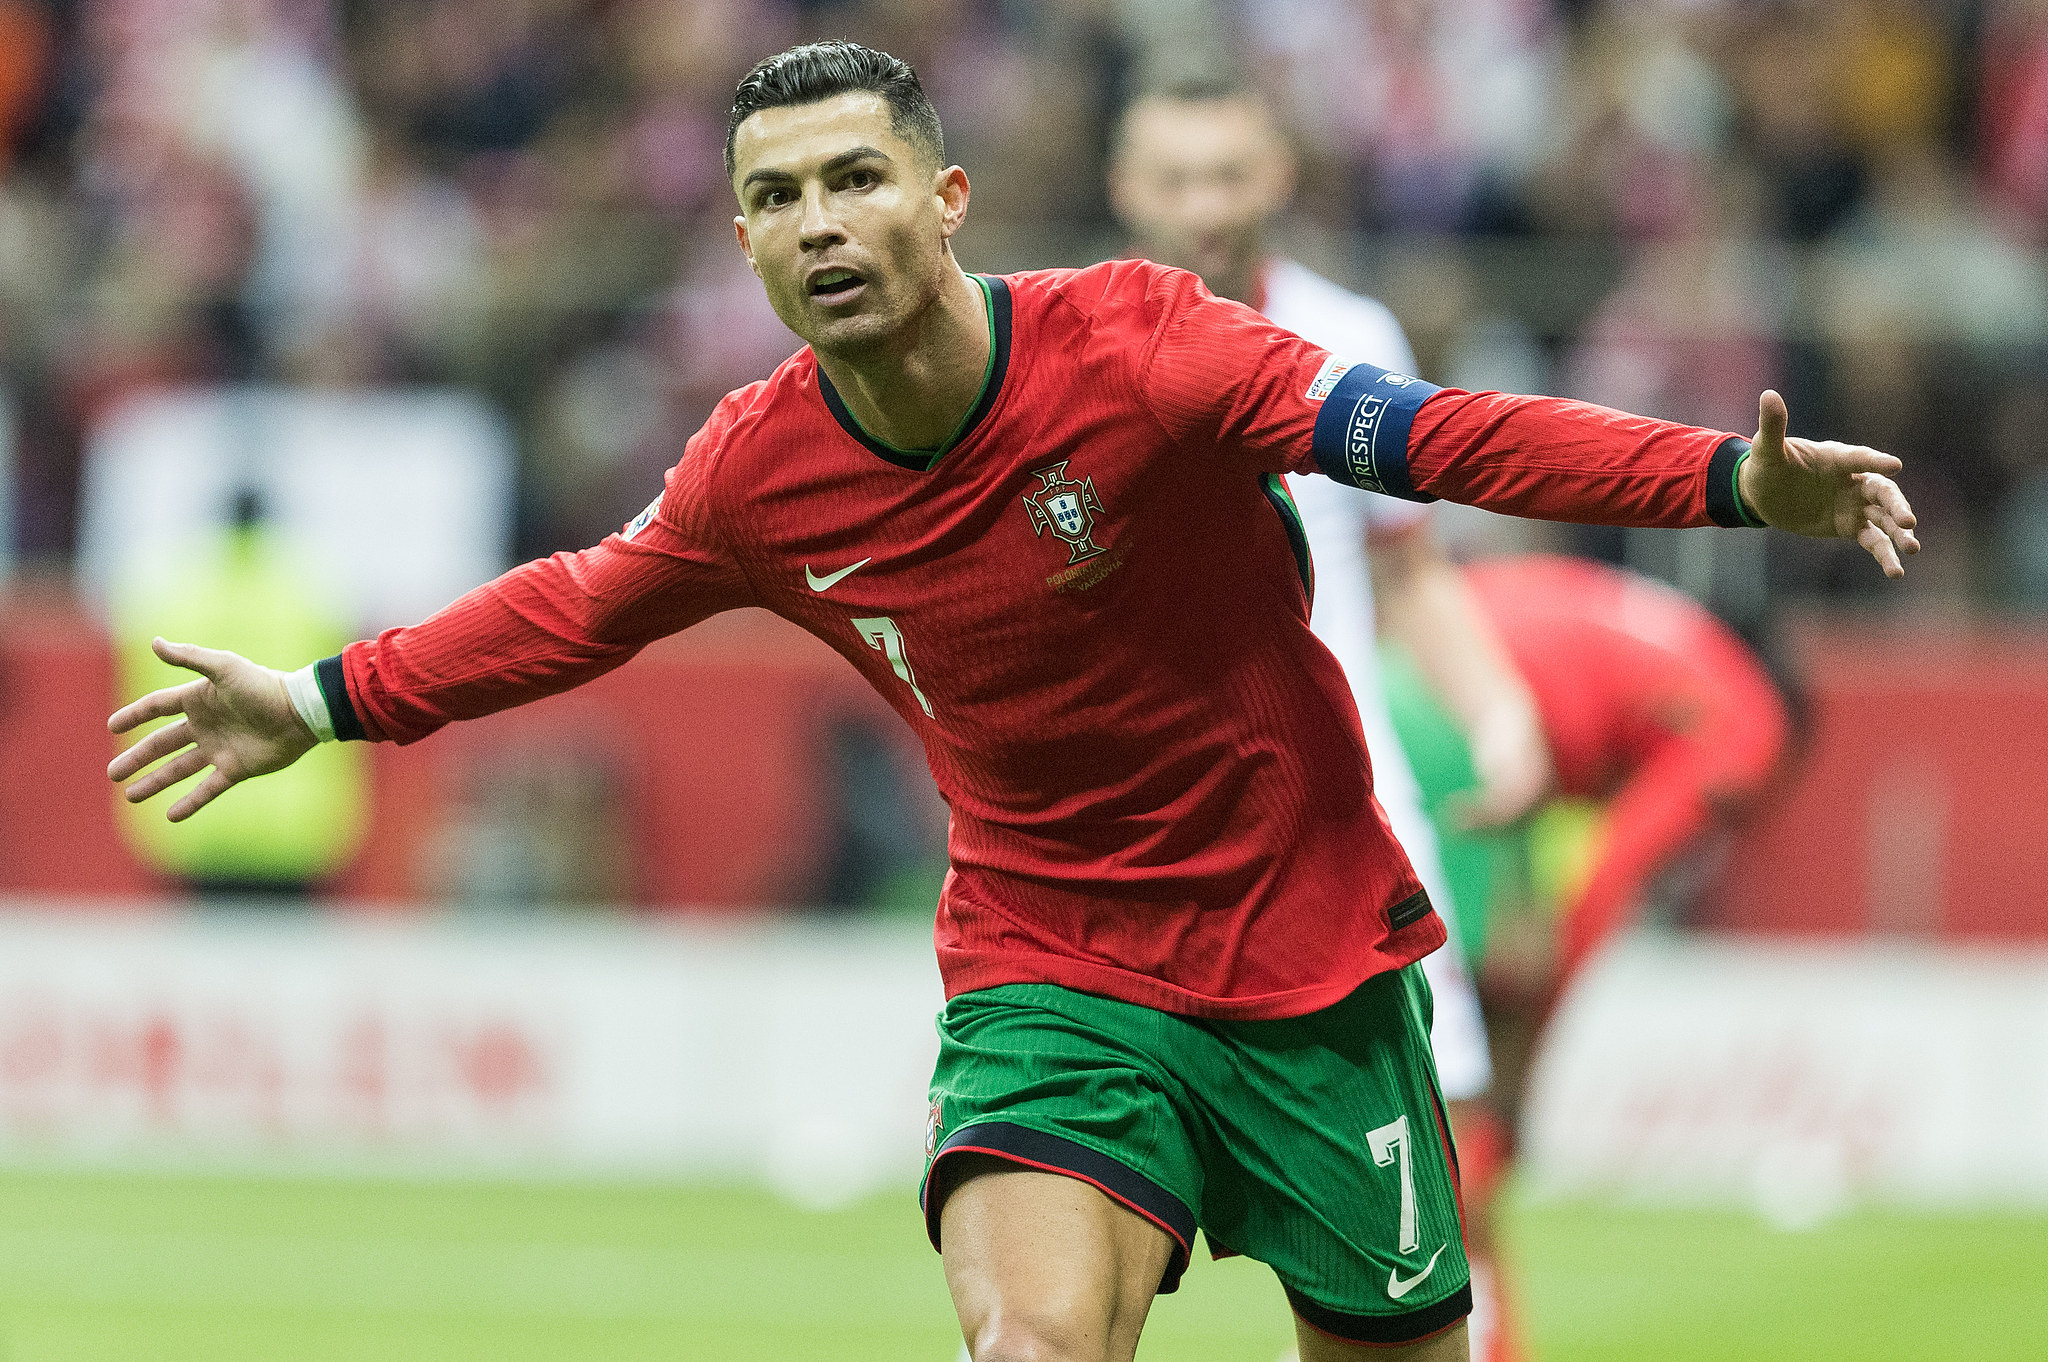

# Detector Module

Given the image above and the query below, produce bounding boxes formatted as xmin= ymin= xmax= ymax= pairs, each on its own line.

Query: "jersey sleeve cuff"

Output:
xmin=1307 ymin=362 xmax=1443 ymax=502
xmin=1705 ymin=436 xmax=1767 ymax=528
xmin=283 ymin=664 xmax=334 ymax=743
xmin=313 ymin=653 xmax=368 ymax=742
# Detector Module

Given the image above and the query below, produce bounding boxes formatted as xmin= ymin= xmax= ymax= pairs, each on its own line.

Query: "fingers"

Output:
xmin=1858 ymin=520 xmax=1905 ymax=579
xmin=108 ymin=678 xmax=204 ymax=735
xmin=151 ymin=637 xmax=238 ymax=683
xmin=167 ymin=768 xmax=235 ymax=823
xmin=123 ymin=746 xmax=211 ymax=804
xmin=1860 ymin=471 xmax=1917 ymax=528
xmin=107 ymin=716 xmax=193 ymax=782
xmin=1755 ymin=389 xmax=1788 ymax=451
xmin=1858 ymin=472 xmax=1920 ymax=569
xmin=1798 ymin=439 xmax=1903 ymax=477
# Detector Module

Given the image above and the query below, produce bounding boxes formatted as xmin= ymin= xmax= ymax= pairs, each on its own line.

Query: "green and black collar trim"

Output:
xmin=816 ymin=274 xmax=1012 ymax=472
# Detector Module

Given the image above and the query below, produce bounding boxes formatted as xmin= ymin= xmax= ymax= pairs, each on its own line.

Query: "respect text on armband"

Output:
xmin=1344 ymin=393 xmax=1392 ymax=495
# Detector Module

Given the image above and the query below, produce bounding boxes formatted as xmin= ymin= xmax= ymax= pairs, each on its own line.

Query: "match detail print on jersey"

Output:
xmin=1307 ymin=361 xmax=1444 ymax=501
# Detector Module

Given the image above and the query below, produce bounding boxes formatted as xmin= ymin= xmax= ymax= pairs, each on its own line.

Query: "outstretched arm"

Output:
xmin=109 ymin=409 xmax=757 ymax=820
xmin=107 ymin=638 xmax=319 ymax=821
xmin=1130 ymin=266 xmax=1918 ymax=577
xmin=1392 ymin=384 xmax=1919 ymax=578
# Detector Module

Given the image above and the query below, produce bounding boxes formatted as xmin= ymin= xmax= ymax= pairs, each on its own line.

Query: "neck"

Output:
xmin=813 ymin=261 xmax=990 ymax=452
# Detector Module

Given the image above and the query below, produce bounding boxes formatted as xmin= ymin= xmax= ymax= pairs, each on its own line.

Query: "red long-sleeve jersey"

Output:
xmin=316 ymin=260 xmax=1758 ymax=1019
xmin=1465 ymin=556 xmax=1790 ymax=978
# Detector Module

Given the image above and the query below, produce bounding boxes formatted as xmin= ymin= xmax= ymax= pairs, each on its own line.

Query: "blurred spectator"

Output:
xmin=1249 ymin=0 xmax=1560 ymax=232
xmin=0 ymin=0 xmax=53 ymax=171
xmin=1988 ymin=374 xmax=2048 ymax=610
xmin=1564 ymin=160 xmax=1785 ymax=436
xmin=1981 ymin=0 xmax=2048 ymax=234
xmin=0 ymin=0 xmax=2039 ymax=605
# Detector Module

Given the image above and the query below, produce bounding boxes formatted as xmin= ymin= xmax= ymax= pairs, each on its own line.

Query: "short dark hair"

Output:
xmin=725 ymin=41 xmax=946 ymax=179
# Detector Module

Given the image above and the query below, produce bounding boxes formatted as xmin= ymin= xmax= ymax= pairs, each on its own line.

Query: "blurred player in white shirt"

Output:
xmin=1110 ymin=79 xmax=1553 ymax=1362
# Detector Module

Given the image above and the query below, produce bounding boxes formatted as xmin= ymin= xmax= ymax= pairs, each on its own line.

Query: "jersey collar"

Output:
xmin=815 ymin=274 xmax=1012 ymax=473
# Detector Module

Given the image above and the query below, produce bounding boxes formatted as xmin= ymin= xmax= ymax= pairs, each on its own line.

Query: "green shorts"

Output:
xmin=920 ymin=965 xmax=1471 ymax=1346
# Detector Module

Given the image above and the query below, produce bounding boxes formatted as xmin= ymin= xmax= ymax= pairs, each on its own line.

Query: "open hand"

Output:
xmin=107 ymin=638 xmax=317 ymax=821
xmin=1738 ymin=390 xmax=1920 ymax=578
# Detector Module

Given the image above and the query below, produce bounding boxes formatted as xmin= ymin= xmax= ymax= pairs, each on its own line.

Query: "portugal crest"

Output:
xmin=1022 ymin=462 xmax=1108 ymax=564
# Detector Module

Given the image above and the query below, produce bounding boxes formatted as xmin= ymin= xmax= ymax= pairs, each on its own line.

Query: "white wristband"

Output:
xmin=283 ymin=663 xmax=336 ymax=743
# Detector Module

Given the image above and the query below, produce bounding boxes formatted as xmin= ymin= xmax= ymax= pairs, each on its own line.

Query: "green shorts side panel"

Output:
xmin=1380 ymin=641 xmax=1508 ymax=963
xmin=924 ymin=970 xmax=1471 ymax=1338
xmin=924 ymin=983 xmax=1205 ymax=1234
xmin=1193 ymin=965 xmax=1470 ymax=1334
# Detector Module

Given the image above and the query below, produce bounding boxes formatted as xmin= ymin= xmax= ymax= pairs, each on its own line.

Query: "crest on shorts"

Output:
xmin=1022 ymin=462 xmax=1108 ymax=564
xmin=925 ymin=1099 xmax=944 ymax=1161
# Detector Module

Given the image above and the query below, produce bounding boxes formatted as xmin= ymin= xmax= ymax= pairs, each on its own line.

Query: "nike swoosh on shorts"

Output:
xmin=1387 ymin=1243 xmax=1447 ymax=1301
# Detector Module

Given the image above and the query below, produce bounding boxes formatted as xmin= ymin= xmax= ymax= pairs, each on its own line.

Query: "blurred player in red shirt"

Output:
xmin=1381 ymin=554 xmax=1792 ymax=1361
xmin=109 ymin=43 xmax=1912 ymax=1362
xmin=1470 ymin=555 xmax=1791 ymax=984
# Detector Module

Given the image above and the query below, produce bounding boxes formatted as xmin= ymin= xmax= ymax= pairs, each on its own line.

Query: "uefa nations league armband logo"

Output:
xmin=1022 ymin=461 xmax=1109 ymax=565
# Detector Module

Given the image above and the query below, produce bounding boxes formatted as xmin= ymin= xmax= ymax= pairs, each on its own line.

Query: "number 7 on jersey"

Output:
xmin=852 ymin=616 xmax=934 ymax=717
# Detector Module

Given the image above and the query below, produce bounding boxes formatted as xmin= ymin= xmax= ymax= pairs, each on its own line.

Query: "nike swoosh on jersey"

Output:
xmin=1386 ymin=1244 xmax=1447 ymax=1301
xmin=805 ymin=558 xmax=873 ymax=592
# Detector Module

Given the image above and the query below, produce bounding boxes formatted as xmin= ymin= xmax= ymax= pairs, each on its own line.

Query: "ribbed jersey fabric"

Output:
xmin=336 ymin=260 xmax=1744 ymax=1020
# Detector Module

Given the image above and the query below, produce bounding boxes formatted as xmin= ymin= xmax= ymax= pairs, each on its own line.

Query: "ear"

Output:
xmin=733 ymin=216 xmax=761 ymax=278
xmin=935 ymin=165 xmax=971 ymax=240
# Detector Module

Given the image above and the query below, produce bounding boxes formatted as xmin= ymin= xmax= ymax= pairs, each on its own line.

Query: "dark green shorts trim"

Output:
xmin=919 ymin=967 xmax=1471 ymax=1342
xmin=923 ymin=1121 xmax=1198 ymax=1290
xmin=1291 ymin=1284 xmax=1474 ymax=1347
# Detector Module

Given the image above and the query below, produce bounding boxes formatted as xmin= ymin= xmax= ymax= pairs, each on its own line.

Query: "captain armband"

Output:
xmin=1305 ymin=360 xmax=1444 ymax=502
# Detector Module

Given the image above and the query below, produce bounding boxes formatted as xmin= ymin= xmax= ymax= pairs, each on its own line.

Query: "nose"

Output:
xmin=799 ymin=182 xmax=845 ymax=250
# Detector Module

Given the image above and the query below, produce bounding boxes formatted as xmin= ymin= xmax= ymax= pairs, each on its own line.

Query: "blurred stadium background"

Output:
xmin=1 ymin=0 xmax=2046 ymax=1358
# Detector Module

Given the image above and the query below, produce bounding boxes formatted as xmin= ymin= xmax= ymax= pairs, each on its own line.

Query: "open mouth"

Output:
xmin=807 ymin=268 xmax=867 ymax=304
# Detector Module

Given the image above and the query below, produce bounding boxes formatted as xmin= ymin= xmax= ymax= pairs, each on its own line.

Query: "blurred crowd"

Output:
xmin=2 ymin=0 xmax=2046 ymax=611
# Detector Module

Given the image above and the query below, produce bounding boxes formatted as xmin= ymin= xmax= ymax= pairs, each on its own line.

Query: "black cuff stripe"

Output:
xmin=921 ymin=1122 xmax=1196 ymax=1293
xmin=313 ymin=654 xmax=367 ymax=743
xmin=1705 ymin=436 xmax=1761 ymax=528
xmin=1286 ymin=1282 xmax=1473 ymax=1346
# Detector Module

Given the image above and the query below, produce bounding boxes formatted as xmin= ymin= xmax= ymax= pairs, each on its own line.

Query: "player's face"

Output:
xmin=1110 ymin=97 xmax=1294 ymax=301
xmin=731 ymin=93 xmax=967 ymax=357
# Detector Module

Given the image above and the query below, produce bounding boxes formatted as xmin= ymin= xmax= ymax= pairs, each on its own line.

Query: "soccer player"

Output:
xmin=1378 ymin=555 xmax=1793 ymax=1360
xmin=1110 ymin=80 xmax=1549 ymax=1362
xmin=1391 ymin=554 xmax=1793 ymax=989
xmin=106 ymin=42 xmax=1917 ymax=1362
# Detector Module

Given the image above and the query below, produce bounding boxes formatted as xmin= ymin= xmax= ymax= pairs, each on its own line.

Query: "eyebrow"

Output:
xmin=741 ymin=146 xmax=893 ymax=194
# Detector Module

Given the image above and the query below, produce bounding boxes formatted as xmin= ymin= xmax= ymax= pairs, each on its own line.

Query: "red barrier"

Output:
xmin=1 ymin=595 xmax=928 ymax=911
xmin=0 ymin=590 xmax=163 ymax=899
xmin=1701 ymin=620 xmax=2048 ymax=940
xmin=7 ymin=595 xmax=2045 ymax=936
